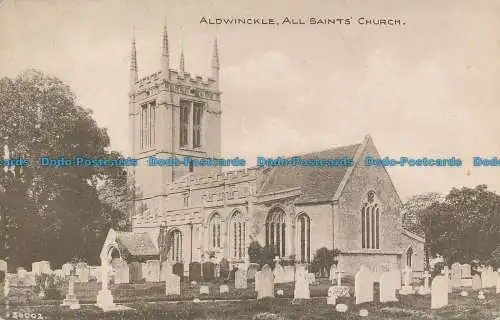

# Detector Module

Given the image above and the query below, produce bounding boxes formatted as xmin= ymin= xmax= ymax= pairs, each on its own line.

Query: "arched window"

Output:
xmin=229 ymin=211 xmax=246 ymax=261
xmin=168 ymin=229 xmax=183 ymax=262
xmin=361 ymin=191 xmax=380 ymax=249
xmin=265 ymin=208 xmax=286 ymax=257
xmin=209 ymin=213 xmax=222 ymax=249
xmin=296 ymin=213 xmax=311 ymax=263
xmin=406 ymin=247 xmax=413 ymax=267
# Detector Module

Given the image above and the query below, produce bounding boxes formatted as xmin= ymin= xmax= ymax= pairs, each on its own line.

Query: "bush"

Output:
xmin=432 ymin=262 xmax=445 ymax=277
xmin=247 ymin=241 xmax=276 ymax=268
xmin=202 ymin=262 xmax=215 ymax=282
xmin=248 ymin=241 xmax=262 ymax=264
xmin=34 ymin=273 xmax=65 ymax=300
xmin=189 ymin=262 xmax=201 ymax=282
xmin=310 ymin=247 xmax=341 ymax=277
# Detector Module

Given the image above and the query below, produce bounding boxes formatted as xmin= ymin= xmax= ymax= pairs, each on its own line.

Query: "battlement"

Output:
xmin=136 ymin=70 xmax=217 ymax=91
xmin=166 ymin=168 xmax=258 ymax=193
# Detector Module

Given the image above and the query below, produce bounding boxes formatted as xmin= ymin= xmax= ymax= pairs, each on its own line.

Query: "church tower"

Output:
xmin=128 ymin=23 xmax=222 ymax=221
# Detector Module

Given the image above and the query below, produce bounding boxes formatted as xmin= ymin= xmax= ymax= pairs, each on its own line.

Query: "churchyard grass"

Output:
xmin=3 ymin=278 xmax=500 ymax=319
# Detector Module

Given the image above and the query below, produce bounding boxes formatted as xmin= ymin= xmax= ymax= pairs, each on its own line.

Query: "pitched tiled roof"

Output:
xmin=116 ymin=231 xmax=158 ymax=256
xmin=258 ymin=144 xmax=361 ymax=203
xmin=402 ymin=222 xmax=426 ymax=238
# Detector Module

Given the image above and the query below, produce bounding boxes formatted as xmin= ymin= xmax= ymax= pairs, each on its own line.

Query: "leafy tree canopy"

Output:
xmin=0 ymin=70 xmax=128 ymax=269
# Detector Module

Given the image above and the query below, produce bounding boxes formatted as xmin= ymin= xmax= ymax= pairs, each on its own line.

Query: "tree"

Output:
xmin=0 ymin=70 xmax=127 ymax=267
xmin=401 ymin=192 xmax=443 ymax=225
xmin=419 ymin=185 xmax=500 ymax=264
xmin=310 ymin=247 xmax=341 ymax=277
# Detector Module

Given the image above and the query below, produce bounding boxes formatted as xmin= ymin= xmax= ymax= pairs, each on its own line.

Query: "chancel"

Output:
xmin=100 ymin=22 xmax=425 ymax=277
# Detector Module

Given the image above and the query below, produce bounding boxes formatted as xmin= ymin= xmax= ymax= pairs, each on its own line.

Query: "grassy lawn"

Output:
xmin=2 ymin=278 xmax=500 ymax=319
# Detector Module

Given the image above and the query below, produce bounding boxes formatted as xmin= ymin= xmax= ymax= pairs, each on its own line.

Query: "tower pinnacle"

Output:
xmin=130 ymin=34 xmax=138 ymax=91
xmin=179 ymin=46 xmax=185 ymax=78
xmin=211 ymin=38 xmax=219 ymax=86
xmin=161 ymin=22 xmax=169 ymax=79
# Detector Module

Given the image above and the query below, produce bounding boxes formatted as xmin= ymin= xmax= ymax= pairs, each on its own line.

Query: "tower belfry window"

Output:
xmin=180 ymin=100 xmax=190 ymax=147
xmin=193 ymin=102 xmax=203 ymax=148
xmin=140 ymin=101 xmax=156 ymax=149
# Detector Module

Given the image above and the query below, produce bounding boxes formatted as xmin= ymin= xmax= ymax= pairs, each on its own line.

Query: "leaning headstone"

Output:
xmin=257 ymin=265 xmax=274 ymax=299
xmin=235 ymin=268 xmax=248 ymax=289
xmin=355 ymin=266 xmax=374 ymax=304
xmin=114 ymin=261 xmax=129 ymax=284
xmin=129 ymin=262 xmax=143 ymax=282
xmin=379 ymin=271 xmax=398 ymax=302
xmin=75 ymin=263 xmax=89 ymax=283
xmin=165 ymin=273 xmax=181 ymax=296
xmin=451 ymin=262 xmax=461 ymax=288
xmin=145 ymin=260 xmax=160 ymax=282
xmin=431 ymin=275 xmax=448 ymax=309
xmin=39 ymin=261 xmax=51 ymax=274
xmin=0 ymin=260 xmax=7 ymax=273
xmin=247 ymin=263 xmax=259 ymax=280
xmin=472 ymin=274 xmax=481 ymax=290
xmin=293 ymin=266 xmax=310 ymax=299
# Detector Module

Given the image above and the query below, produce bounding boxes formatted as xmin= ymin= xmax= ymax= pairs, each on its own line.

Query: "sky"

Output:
xmin=1 ymin=0 xmax=499 ymax=199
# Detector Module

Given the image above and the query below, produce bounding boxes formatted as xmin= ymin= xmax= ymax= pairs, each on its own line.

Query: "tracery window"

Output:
xmin=209 ymin=213 xmax=222 ymax=249
xmin=180 ymin=100 xmax=190 ymax=147
xmin=140 ymin=101 xmax=156 ymax=149
xmin=230 ymin=210 xmax=246 ymax=261
xmin=361 ymin=191 xmax=380 ymax=249
xmin=265 ymin=208 xmax=286 ymax=257
xmin=168 ymin=229 xmax=183 ymax=262
xmin=296 ymin=213 xmax=311 ymax=263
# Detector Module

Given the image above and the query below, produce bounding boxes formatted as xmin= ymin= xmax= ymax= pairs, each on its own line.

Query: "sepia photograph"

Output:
xmin=0 ymin=0 xmax=500 ymax=319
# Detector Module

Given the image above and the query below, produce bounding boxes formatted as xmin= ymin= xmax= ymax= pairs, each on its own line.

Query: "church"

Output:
xmin=101 ymin=24 xmax=425 ymax=277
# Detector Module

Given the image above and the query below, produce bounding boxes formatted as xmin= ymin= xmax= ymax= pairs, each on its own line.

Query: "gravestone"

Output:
xmin=3 ymin=277 xmax=9 ymax=297
xmin=61 ymin=275 xmax=80 ymax=309
xmin=0 ymin=270 xmax=4 ymax=283
xmin=165 ymin=273 xmax=181 ymax=296
xmin=293 ymin=265 xmax=310 ymax=299
xmin=129 ymin=262 xmax=143 ymax=283
xmin=418 ymin=271 xmax=431 ymax=295
xmin=0 ymin=260 xmax=7 ymax=273
xmin=496 ymin=268 xmax=500 ymax=294
xmin=451 ymin=263 xmax=461 ymax=288
xmin=75 ymin=263 xmax=89 ymax=283
xmin=173 ymin=263 xmax=184 ymax=278
xmin=62 ymin=263 xmax=73 ymax=277
xmin=306 ymin=273 xmax=316 ymax=285
xmin=235 ymin=268 xmax=247 ymax=289
xmin=114 ymin=261 xmax=129 ymax=284
xmin=160 ymin=261 xmax=173 ymax=281
xmin=39 ymin=261 xmax=51 ymax=274
xmin=472 ymin=274 xmax=481 ymax=290
xmin=17 ymin=267 xmax=27 ymax=279
xmin=145 ymin=260 xmax=160 ymax=282
xmin=273 ymin=262 xmax=285 ymax=284
xmin=355 ymin=266 xmax=374 ymax=304
xmin=327 ymin=286 xmax=350 ymax=305
xmin=487 ymin=266 xmax=495 ymax=287
xmin=189 ymin=262 xmax=202 ymax=282
xmin=202 ymin=262 xmax=215 ymax=282
xmin=257 ymin=265 xmax=274 ymax=299
xmin=254 ymin=271 xmax=261 ymax=292
xmin=461 ymin=264 xmax=471 ymax=278
xmin=200 ymin=285 xmax=209 ymax=295
xmin=229 ymin=267 xmax=238 ymax=281
xmin=329 ymin=264 xmax=338 ymax=283
xmin=247 ymin=263 xmax=259 ymax=280
xmin=219 ymin=284 xmax=229 ymax=294
xmin=111 ymin=258 xmax=121 ymax=269
xmin=32 ymin=262 xmax=41 ymax=275
xmin=431 ymin=275 xmax=448 ymax=309
xmin=219 ymin=259 xmax=230 ymax=279
xmin=399 ymin=266 xmax=413 ymax=295
xmin=482 ymin=270 xmax=489 ymax=289
xmin=22 ymin=272 xmax=36 ymax=286
xmin=53 ymin=269 xmax=64 ymax=278
xmin=283 ymin=266 xmax=295 ymax=283
xmin=379 ymin=271 xmax=398 ymax=302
